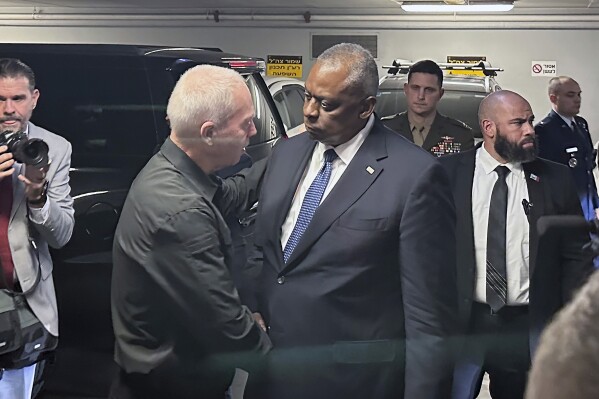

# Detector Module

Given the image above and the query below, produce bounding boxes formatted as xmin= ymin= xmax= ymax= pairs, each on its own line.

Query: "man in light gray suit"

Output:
xmin=0 ymin=58 xmax=74 ymax=398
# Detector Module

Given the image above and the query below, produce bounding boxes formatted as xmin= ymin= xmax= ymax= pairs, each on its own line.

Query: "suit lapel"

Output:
xmin=282 ymin=124 xmax=387 ymax=272
xmin=455 ymin=150 xmax=476 ymax=293
xmin=9 ymin=163 xmax=25 ymax=224
xmin=397 ymin=113 xmax=414 ymax=142
xmin=523 ymin=160 xmax=545 ymax=277
xmin=267 ymin=135 xmax=316 ymax=268
xmin=549 ymin=110 xmax=575 ymax=141
xmin=9 ymin=122 xmax=32 ymax=223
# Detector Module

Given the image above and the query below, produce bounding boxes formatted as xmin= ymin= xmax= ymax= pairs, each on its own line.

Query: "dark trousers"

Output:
xmin=109 ymin=366 xmax=230 ymax=399
xmin=469 ymin=302 xmax=530 ymax=399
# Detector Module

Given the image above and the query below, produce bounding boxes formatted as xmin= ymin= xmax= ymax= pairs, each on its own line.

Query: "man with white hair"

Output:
xmin=110 ymin=65 xmax=271 ymax=399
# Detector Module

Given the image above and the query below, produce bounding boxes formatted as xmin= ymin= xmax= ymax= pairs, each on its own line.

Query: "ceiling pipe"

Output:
xmin=0 ymin=10 xmax=597 ymax=29
xmin=4 ymin=12 xmax=598 ymax=22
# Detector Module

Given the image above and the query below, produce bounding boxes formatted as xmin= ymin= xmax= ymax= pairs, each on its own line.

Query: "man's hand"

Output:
xmin=0 ymin=145 xmax=15 ymax=181
xmin=18 ymin=164 xmax=48 ymax=205
xmin=253 ymin=312 xmax=267 ymax=332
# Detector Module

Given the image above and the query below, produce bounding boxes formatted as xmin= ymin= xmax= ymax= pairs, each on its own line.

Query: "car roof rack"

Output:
xmin=383 ymin=59 xmax=503 ymax=77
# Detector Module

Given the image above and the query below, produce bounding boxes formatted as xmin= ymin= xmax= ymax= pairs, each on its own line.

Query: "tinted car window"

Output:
xmin=271 ymin=82 xmax=305 ymax=132
xmin=246 ymin=75 xmax=280 ymax=160
xmin=273 ymin=91 xmax=292 ymax=131
xmin=33 ymin=63 xmax=157 ymax=169
xmin=284 ymin=86 xmax=306 ymax=128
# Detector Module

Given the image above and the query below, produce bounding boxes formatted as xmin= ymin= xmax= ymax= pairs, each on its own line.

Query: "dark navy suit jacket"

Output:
xmin=252 ymin=119 xmax=459 ymax=399
xmin=535 ymin=110 xmax=599 ymax=220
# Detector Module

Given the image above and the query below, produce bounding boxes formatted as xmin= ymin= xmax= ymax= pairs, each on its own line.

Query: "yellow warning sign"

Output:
xmin=446 ymin=56 xmax=487 ymax=76
xmin=267 ymin=55 xmax=303 ymax=78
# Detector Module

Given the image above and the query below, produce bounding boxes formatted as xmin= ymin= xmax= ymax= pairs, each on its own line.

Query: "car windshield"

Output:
xmin=376 ymin=89 xmax=486 ymax=138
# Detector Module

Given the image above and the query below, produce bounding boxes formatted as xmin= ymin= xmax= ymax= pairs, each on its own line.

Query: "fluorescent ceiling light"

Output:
xmin=401 ymin=3 xmax=514 ymax=12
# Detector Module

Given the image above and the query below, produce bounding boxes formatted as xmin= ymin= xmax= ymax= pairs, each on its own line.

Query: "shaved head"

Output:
xmin=478 ymin=90 xmax=530 ymax=127
xmin=479 ymin=90 xmax=537 ymax=164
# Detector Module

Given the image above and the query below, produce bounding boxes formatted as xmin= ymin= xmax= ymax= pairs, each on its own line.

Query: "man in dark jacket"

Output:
xmin=110 ymin=65 xmax=271 ymax=399
xmin=535 ymin=76 xmax=599 ymax=221
xmin=441 ymin=90 xmax=592 ymax=399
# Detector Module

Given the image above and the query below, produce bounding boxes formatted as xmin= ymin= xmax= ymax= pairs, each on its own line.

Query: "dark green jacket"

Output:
xmin=382 ymin=111 xmax=474 ymax=156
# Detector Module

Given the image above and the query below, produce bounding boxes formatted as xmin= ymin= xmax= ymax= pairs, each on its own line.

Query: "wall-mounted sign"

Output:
xmin=267 ymin=55 xmax=303 ymax=78
xmin=531 ymin=61 xmax=557 ymax=77
xmin=446 ymin=56 xmax=487 ymax=76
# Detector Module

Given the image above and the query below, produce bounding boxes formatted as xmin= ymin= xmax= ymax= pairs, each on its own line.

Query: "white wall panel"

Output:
xmin=2 ymin=25 xmax=599 ymax=140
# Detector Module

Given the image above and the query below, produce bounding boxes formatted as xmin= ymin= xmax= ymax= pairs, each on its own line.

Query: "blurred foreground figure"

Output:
xmin=526 ymin=269 xmax=599 ymax=399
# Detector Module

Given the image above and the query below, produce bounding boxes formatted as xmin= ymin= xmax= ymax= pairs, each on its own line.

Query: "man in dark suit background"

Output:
xmin=382 ymin=59 xmax=474 ymax=156
xmin=251 ymin=43 xmax=458 ymax=399
xmin=535 ymin=76 xmax=599 ymax=221
xmin=440 ymin=90 xmax=593 ymax=399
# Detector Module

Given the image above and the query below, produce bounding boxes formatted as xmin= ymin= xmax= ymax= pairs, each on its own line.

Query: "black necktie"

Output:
xmin=486 ymin=165 xmax=510 ymax=312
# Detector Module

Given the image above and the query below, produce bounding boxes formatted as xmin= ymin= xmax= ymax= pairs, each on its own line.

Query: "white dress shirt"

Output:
xmin=280 ymin=114 xmax=374 ymax=249
xmin=472 ymin=145 xmax=530 ymax=305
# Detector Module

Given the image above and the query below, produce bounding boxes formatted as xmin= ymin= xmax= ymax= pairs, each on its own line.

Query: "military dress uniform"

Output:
xmin=535 ymin=110 xmax=599 ymax=221
xmin=381 ymin=111 xmax=474 ymax=157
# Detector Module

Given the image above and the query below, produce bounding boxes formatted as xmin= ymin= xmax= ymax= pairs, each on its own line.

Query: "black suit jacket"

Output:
xmin=439 ymin=148 xmax=592 ymax=354
xmin=252 ymin=119 xmax=459 ymax=399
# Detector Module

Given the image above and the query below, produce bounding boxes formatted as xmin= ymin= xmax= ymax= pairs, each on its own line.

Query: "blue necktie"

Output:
xmin=283 ymin=149 xmax=337 ymax=263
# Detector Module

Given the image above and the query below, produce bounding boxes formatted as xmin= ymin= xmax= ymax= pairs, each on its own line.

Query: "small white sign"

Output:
xmin=531 ymin=61 xmax=557 ymax=77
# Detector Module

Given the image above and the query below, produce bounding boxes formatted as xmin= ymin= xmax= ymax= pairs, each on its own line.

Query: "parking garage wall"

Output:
xmin=2 ymin=26 xmax=598 ymax=141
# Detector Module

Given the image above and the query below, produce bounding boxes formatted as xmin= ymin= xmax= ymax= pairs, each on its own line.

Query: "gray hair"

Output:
xmin=0 ymin=58 xmax=36 ymax=91
xmin=548 ymin=76 xmax=577 ymax=96
xmin=317 ymin=43 xmax=379 ymax=98
xmin=166 ymin=64 xmax=246 ymax=137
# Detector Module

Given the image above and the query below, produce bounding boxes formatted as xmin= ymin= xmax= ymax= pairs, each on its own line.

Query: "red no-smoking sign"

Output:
xmin=531 ymin=61 xmax=557 ymax=77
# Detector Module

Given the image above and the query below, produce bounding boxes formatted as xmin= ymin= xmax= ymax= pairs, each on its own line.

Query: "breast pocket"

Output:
xmin=337 ymin=214 xmax=389 ymax=231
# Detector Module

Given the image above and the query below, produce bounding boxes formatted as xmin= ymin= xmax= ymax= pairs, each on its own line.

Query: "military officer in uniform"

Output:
xmin=535 ymin=76 xmax=599 ymax=221
xmin=382 ymin=59 xmax=474 ymax=157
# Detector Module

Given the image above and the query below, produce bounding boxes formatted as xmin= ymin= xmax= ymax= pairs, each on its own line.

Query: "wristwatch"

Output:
xmin=28 ymin=181 xmax=49 ymax=206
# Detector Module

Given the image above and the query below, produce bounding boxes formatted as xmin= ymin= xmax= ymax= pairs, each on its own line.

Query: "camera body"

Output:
xmin=0 ymin=130 xmax=49 ymax=168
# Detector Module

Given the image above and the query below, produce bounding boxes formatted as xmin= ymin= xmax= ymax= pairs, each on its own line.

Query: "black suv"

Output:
xmin=0 ymin=43 xmax=285 ymax=397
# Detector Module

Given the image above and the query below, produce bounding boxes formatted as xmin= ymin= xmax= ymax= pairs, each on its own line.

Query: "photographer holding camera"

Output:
xmin=0 ymin=58 xmax=74 ymax=398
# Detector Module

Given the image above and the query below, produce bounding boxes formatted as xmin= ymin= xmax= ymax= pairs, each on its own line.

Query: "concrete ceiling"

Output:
xmin=0 ymin=0 xmax=596 ymax=14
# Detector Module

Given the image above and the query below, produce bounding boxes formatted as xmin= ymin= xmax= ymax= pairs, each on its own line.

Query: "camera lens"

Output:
xmin=13 ymin=138 xmax=50 ymax=168
xmin=23 ymin=140 xmax=50 ymax=167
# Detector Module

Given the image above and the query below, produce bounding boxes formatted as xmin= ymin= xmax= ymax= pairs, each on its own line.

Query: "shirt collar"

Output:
xmin=408 ymin=111 xmax=436 ymax=132
xmin=160 ymin=137 xmax=220 ymax=201
xmin=477 ymin=144 xmax=524 ymax=178
xmin=555 ymin=111 xmax=575 ymax=127
xmin=315 ymin=113 xmax=374 ymax=165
